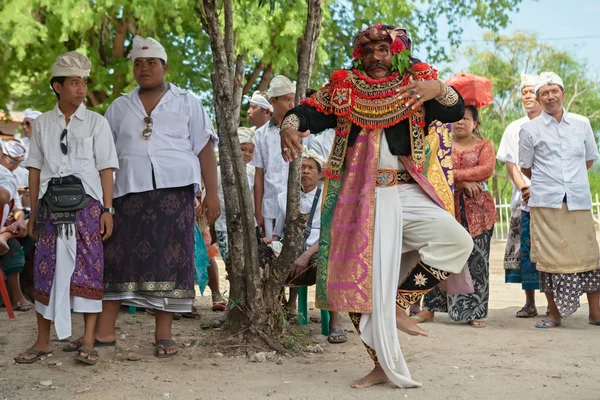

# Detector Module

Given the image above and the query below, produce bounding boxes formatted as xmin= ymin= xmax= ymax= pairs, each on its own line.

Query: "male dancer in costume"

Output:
xmin=280 ymin=24 xmax=473 ymax=388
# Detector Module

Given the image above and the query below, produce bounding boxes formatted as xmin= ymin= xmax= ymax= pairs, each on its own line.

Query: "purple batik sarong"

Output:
xmin=33 ymin=199 xmax=105 ymax=305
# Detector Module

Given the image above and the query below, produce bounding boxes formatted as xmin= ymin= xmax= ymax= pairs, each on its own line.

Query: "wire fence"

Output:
xmin=493 ymin=194 xmax=600 ymax=241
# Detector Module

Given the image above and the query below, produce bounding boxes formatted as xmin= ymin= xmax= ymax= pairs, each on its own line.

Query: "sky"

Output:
xmin=435 ymin=0 xmax=600 ymax=76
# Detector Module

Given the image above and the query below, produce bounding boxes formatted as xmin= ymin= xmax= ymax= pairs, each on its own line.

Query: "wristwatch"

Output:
xmin=103 ymin=207 xmax=115 ymax=215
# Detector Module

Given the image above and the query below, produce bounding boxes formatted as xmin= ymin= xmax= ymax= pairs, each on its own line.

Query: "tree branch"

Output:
xmin=243 ymin=60 xmax=265 ymax=95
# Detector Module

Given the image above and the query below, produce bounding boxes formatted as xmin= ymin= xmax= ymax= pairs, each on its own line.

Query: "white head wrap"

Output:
xmin=267 ymin=75 xmax=296 ymax=98
xmin=302 ymin=147 xmax=325 ymax=168
xmin=238 ymin=127 xmax=255 ymax=144
xmin=2 ymin=139 xmax=27 ymax=161
xmin=24 ymin=109 xmax=42 ymax=120
xmin=520 ymin=74 xmax=538 ymax=90
xmin=244 ymin=91 xmax=272 ymax=112
xmin=51 ymin=51 xmax=91 ymax=78
xmin=128 ymin=35 xmax=168 ymax=62
xmin=535 ymin=72 xmax=564 ymax=94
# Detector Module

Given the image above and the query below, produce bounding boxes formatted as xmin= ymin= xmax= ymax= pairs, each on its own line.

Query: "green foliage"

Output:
xmin=458 ymin=31 xmax=600 ymax=201
xmin=391 ymin=50 xmax=411 ymax=73
xmin=0 ymin=0 xmax=523 ymax=114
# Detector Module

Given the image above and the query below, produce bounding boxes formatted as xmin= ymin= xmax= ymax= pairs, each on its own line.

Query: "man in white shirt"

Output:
xmin=245 ymin=91 xmax=272 ymax=129
xmin=98 ymin=36 xmax=220 ymax=358
xmin=15 ymin=51 xmax=118 ymax=365
xmin=253 ymin=75 xmax=295 ymax=238
xmin=15 ymin=109 xmax=41 ymax=210
xmin=519 ymin=71 xmax=600 ymax=329
xmin=497 ymin=74 xmax=543 ymax=318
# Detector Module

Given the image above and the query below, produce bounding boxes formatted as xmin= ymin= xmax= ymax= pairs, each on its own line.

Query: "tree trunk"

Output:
xmin=200 ymin=0 xmax=323 ymax=351
xmin=274 ymin=0 xmax=323 ymax=290
xmin=257 ymin=63 xmax=273 ymax=92
xmin=243 ymin=60 xmax=264 ymax=95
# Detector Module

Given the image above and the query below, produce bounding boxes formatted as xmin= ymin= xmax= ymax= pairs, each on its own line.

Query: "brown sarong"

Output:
xmin=530 ymin=204 xmax=600 ymax=274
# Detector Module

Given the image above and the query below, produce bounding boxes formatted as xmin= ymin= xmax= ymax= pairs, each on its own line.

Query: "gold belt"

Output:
xmin=376 ymin=169 xmax=416 ymax=187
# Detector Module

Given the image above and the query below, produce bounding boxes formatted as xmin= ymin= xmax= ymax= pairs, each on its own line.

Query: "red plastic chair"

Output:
xmin=0 ymin=272 xmax=15 ymax=320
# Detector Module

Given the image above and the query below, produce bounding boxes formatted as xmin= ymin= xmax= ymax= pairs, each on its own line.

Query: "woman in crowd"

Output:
xmin=415 ymin=106 xmax=497 ymax=328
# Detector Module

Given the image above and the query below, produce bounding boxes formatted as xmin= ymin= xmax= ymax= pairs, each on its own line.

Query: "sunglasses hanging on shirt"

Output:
xmin=142 ymin=116 xmax=153 ymax=140
xmin=60 ymin=128 xmax=68 ymax=155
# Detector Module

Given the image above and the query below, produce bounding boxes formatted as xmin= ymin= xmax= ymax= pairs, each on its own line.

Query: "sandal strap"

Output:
xmin=25 ymin=347 xmax=50 ymax=356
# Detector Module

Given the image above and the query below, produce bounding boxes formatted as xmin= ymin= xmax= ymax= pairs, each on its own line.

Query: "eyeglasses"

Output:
xmin=3 ymin=153 xmax=22 ymax=166
xmin=60 ymin=129 xmax=68 ymax=155
xmin=142 ymin=117 xmax=153 ymax=140
xmin=21 ymin=121 xmax=31 ymax=127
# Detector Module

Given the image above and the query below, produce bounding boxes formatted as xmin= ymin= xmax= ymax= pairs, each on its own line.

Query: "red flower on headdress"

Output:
xmin=390 ymin=39 xmax=405 ymax=54
xmin=352 ymin=46 xmax=363 ymax=60
xmin=412 ymin=62 xmax=431 ymax=72
xmin=375 ymin=23 xmax=383 ymax=29
xmin=331 ymin=69 xmax=349 ymax=83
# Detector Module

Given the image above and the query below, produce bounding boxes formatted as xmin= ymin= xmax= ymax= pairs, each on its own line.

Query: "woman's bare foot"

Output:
xmin=396 ymin=307 xmax=428 ymax=336
xmin=351 ymin=365 xmax=390 ymax=389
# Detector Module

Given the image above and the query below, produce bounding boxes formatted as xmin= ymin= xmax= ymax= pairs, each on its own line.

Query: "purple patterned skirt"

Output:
xmin=103 ymin=186 xmax=195 ymax=299
xmin=33 ymin=199 xmax=105 ymax=306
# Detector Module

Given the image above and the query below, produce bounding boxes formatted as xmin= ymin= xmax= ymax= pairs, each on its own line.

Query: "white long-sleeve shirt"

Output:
xmin=519 ymin=109 xmax=599 ymax=210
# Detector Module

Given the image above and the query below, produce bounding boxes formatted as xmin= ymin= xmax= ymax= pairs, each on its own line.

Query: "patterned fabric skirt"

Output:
xmin=103 ymin=186 xmax=195 ymax=300
xmin=540 ymin=269 xmax=600 ymax=317
xmin=33 ymin=199 xmax=105 ymax=305
xmin=423 ymin=227 xmax=493 ymax=321
xmin=503 ymin=211 xmax=521 ymax=270
xmin=505 ymin=210 xmax=540 ymax=290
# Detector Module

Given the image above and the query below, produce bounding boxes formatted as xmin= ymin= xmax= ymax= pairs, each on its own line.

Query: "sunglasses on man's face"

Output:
xmin=60 ymin=129 xmax=68 ymax=155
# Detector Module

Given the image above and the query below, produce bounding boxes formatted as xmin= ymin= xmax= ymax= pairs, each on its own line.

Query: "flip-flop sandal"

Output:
xmin=75 ymin=348 xmax=99 ymax=365
xmin=516 ymin=307 xmax=538 ymax=318
xmin=327 ymin=327 xmax=348 ymax=344
xmin=154 ymin=339 xmax=179 ymax=358
xmin=212 ymin=301 xmax=227 ymax=312
xmin=181 ymin=306 xmax=201 ymax=319
xmin=535 ymin=319 xmax=561 ymax=329
xmin=63 ymin=337 xmax=116 ymax=352
xmin=589 ymin=320 xmax=600 ymax=326
xmin=14 ymin=348 xmax=53 ymax=364
xmin=14 ymin=303 xmax=34 ymax=312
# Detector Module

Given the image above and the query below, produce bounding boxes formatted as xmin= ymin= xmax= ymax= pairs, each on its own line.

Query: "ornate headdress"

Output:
xmin=352 ymin=23 xmax=412 ymax=73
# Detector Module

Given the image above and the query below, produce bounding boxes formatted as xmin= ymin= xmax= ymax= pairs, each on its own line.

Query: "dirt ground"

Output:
xmin=1 ymin=241 xmax=600 ymax=400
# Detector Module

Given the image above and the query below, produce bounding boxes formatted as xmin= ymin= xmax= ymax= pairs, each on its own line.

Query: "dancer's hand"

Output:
xmin=280 ymin=127 xmax=310 ymax=163
xmin=399 ymin=77 xmax=444 ymax=110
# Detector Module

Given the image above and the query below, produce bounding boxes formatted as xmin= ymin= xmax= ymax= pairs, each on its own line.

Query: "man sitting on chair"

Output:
xmin=260 ymin=148 xmax=346 ymax=344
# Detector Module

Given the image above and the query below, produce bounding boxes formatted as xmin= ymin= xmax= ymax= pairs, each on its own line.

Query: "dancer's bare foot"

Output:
xmin=396 ymin=306 xmax=428 ymax=336
xmin=414 ymin=309 xmax=435 ymax=322
xmin=351 ymin=365 xmax=390 ymax=389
